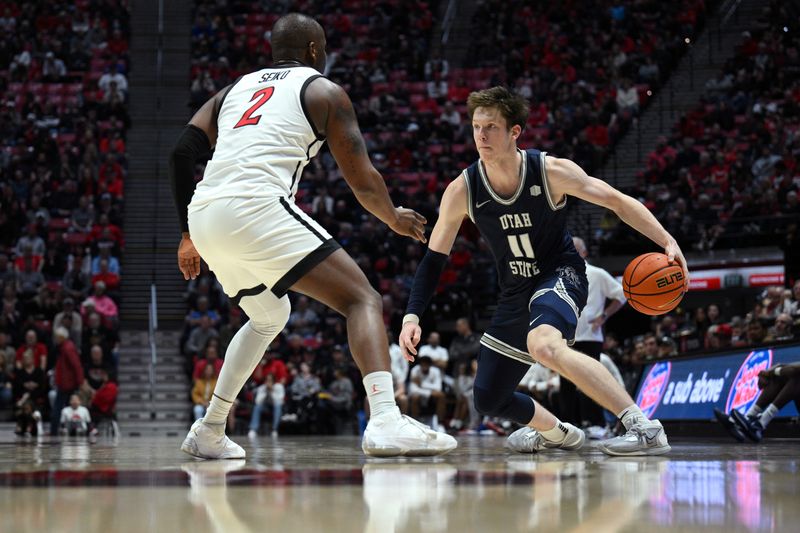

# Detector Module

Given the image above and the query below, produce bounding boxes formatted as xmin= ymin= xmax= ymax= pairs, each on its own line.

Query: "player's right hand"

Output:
xmin=389 ymin=207 xmax=427 ymax=243
xmin=178 ymin=234 xmax=201 ymax=280
xmin=399 ymin=321 xmax=422 ymax=363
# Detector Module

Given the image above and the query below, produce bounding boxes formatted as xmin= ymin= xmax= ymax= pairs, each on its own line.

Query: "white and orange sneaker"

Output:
xmin=362 ymin=407 xmax=457 ymax=457
xmin=181 ymin=419 xmax=246 ymax=460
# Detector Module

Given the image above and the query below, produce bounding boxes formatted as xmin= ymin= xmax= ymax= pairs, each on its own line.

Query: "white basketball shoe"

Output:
xmin=506 ymin=423 xmax=585 ymax=453
xmin=362 ymin=407 xmax=457 ymax=457
xmin=181 ymin=419 xmax=246 ymax=460
xmin=597 ymin=419 xmax=671 ymax=456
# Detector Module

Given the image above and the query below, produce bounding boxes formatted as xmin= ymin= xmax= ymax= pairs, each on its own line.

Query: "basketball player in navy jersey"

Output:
xmin=399 ymin=87 xmax=689 ymax=455
xmin=170 ymin=13 xmax=455 ymax=458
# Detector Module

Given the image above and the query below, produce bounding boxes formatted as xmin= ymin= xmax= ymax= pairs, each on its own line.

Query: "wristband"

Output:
xmin=403 ymin=314 xmax=420 ymax=325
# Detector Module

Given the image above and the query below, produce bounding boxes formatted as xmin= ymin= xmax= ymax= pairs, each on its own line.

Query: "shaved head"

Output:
xmin=271 ymin=13 xmax=327 ymax=72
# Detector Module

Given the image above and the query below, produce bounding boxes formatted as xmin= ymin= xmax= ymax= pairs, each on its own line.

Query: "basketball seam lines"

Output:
xmin=626 ymin=264 xmax=677 ymax=289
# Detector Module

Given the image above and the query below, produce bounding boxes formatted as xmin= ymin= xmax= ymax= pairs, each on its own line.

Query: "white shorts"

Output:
xmin=188 ymin=196 xmax=339 ymax=302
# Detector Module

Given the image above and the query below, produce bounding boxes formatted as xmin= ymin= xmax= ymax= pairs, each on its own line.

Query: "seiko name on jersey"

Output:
xmin=259 ymin=70 xmax=291 ymax=83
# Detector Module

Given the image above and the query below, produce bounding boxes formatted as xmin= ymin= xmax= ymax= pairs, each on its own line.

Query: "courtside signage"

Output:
xmin=633 ymin=344 xmax=799 ymax=420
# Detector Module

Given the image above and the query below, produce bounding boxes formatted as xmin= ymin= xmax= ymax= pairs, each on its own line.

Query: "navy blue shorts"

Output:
xmin=479 ymin=263 xmax=588 ymax=364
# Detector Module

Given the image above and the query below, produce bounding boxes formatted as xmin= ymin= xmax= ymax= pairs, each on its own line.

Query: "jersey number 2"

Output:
xmin=233 ymin=87 xmax=275 ymax=129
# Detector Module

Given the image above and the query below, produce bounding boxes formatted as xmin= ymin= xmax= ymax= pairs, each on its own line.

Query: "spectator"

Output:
xmin=185 ymin=316 xmax=220 ymax=356
xmin=616 ymin=79 xmax=640 ymax=118
xmin=13 ymin=350 xmax=46 ymax=411
xmin=59 ymin=394 xmax=92 ymax=436
xmin=192 ymin=363 xmax=217 ymax=421
xmin=643 ymin=333 xmax=659 ymax=360
xmin=15 ymin=224 xmax=46 ymax=257
xmin=449 ymin=359 xmax=477 ymax=431
xmin=418 ymin=332 xmax=448 ymax=372
xmin=54 ymin=298 xmax=83 ymax=345
xmin=192 ymin=343 xmax=223 ymax=381
xmin=91 ymin=247 xmax=120 ymax=276
xmin=248 ymin=372 xmax=285 ymax=438
xmin=290 ymin=362 xmax=321 ymax=401
xmin=15 ymin=329 xmax=48 ymax=370
xmin=91 ymin=259 xmax=121 ymax=291
xmin=51 ymin=326 xmax=84 ymax=436
xmin=63 ymin=258 xmax=92 ymax=301
xmin=42 ymin=52 xmax=67 ymax=81
xmin=185 ymin=295 xmax=221 ymax=329
xmin=746 ymin=319 xmax=768 ymax=346
xmin=287 ymin=296 xmax=319 ymax=337
xmin=326 ymin=367 xmax=354 ymax=434
xmin=89 ymin=370 xmax=118 ymax=424
xmin=769 ymin=313 xmax=794 ymax=342
xmin=387 ymin=329 xmax=409 ymax=414
xmin=81 ymin=281 xmax=119 ymax=324
xmin=448 ymin=318 xmax=480 ymax=371
xmin=0 ymin=254 xmax=15 ymax=289
xmin=409 ymin=356 xmax=446 ymax=429
xmin=15 ymin=255 xmax=45 ymax=300
xmin=15 ymin=402 xmax=42 ymax=437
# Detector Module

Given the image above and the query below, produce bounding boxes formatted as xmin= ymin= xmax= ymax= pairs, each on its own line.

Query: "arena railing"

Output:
xmin=148 ymin=283 xmax=158 ymax=420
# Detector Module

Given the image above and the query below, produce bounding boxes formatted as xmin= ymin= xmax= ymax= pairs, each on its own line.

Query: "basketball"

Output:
xmin=623 ymin=252 xmax=687 ymax=315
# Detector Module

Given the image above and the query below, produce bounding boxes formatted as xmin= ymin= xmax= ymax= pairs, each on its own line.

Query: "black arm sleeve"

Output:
xmin=169 ymin=124 xmax=211 ymax=233
xmin=405 ymin=249 xmax=449 ymax=317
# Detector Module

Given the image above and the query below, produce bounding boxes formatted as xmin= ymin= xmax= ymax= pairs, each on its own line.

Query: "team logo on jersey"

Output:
xmin=556 ymin=266 xmax=580 ymax=287
xmin=636 ymin=361 xmax=671 ymax=418
xmin=530 ymin=185 xmax=542 ymax=196
xmin=725 ymin=349 xmax=773 ymax=414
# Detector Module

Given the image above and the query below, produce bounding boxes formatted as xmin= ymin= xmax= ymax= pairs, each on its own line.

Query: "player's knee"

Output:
xmin=527 ymin=329 xmax=561 ymax=369
xmin=244 ymin=294 xmax=291 ymax=335
xmin=345 ymin=285 xmax=382 ymax=317
xmin=473 ymin=386 xmax=510 ymax=416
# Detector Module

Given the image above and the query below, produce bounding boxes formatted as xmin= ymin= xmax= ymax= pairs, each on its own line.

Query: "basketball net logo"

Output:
xmin=725 ymin=349 xmax=773 ymax=414
xmin=636 ymin=361 xmax=671 ymax=418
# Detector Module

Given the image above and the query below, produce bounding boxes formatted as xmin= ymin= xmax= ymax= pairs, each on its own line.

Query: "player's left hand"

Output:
xmin=664 ymin=240 xmax=689 ymax=292
xmin=178 ymin=235 xmax=202 ymax=280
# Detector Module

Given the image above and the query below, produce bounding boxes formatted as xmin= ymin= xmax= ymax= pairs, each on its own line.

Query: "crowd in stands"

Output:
xmin=0 ymin=0 xmax=128 ymax=436
xmin=599 ymin=0 xmax=800 ymax=257
xmin=465 ymin=0 xmax=713 ymax=175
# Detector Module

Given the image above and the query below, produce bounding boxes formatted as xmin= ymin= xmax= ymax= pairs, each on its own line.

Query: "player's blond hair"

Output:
xmin=467 ymin=86 xmax=529 ymax=130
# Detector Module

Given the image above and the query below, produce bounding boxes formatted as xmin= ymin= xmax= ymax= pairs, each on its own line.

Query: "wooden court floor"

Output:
xmin=0 ymin=435 xmax=798 ymax=532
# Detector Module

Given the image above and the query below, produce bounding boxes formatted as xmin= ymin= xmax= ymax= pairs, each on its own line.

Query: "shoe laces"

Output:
xmin=400 ymin=415 xmax=435 ymax=437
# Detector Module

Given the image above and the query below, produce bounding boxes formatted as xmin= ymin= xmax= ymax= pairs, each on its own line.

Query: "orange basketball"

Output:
xmin=622 ymin=252 xmax=687 ymax=316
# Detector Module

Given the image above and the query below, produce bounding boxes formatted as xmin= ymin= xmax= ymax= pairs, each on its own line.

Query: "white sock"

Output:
xmin=203 ymin=320 xmax=279 ymax=425
xmin=363 ymin=371 xmax=396 ymax=417
xmin=745 ymin=404 xmax=763 ymax=419
xmin=540 ymin=421 xmax=569 ymax=443
xmin=618 ymin=404 xmax=647 ymax=430
xmin=758 ymin=404 xmax=779 ymax=428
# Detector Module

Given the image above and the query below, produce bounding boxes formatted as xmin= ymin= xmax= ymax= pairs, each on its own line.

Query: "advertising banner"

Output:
xmin=634 ymin=344 xmax=800 ymax=420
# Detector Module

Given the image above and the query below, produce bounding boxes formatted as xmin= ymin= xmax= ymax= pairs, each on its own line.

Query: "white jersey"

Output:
xmin=190 ymin=65 xmax=325 ymax=207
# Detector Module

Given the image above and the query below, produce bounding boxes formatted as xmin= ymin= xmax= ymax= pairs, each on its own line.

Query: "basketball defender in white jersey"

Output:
xmin=170 ymin=13 xmax=456 ymax=458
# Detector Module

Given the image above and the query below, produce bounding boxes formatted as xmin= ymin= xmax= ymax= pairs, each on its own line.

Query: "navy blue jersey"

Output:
xmin=463 ymin=148 xmax=581 ymax=297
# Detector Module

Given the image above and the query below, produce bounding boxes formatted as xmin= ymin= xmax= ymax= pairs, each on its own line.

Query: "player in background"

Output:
xmin=715 ymin=362 xmax=800 ymax=442
xmin=399 ymin=87 xmax=688 ymax=456
xmin=170 ymin=13 xmax=456 ymax=458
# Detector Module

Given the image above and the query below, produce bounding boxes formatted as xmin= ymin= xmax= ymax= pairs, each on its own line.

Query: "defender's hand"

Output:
xmin=399 ymin=321 xmax=422 ymax=362
xmin=389 ymin=207 xmax=427 ymax=243
xmin=178 ymin=235 xmax=201 ymax=280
